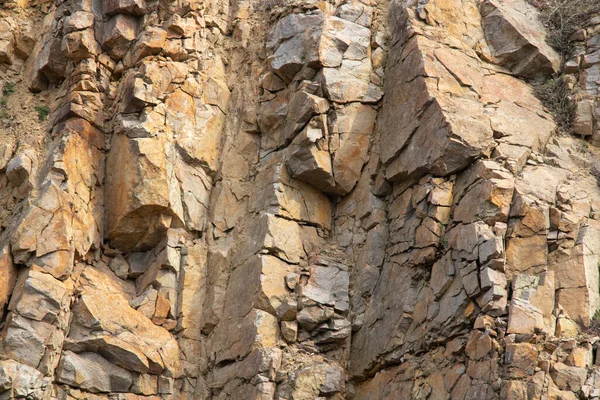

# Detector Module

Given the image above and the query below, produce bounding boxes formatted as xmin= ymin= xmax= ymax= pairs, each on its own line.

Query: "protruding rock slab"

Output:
xmin=380 ymin=34 xmax=494 ymax=183
xmin=105 ymin=135 xmax=180 ymax=252
xmin=65 ymin=266 xmax=181 ymax=377
xmin=480 ymin=0 xmax=561 ymax=78
xmin=57 ymin=351 xmax=133 ymax=393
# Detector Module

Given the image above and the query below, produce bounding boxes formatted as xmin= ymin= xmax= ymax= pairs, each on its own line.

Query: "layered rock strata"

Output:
xmin=1 ymin=0 xmax=600 ymax=399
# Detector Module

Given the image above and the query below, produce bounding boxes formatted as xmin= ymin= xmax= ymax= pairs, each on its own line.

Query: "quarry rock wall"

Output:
xmin=1 ymin=0 xmax=600 ymax=399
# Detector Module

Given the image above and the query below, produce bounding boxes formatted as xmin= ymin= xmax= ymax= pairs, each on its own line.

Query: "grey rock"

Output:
xmin=266 ymin=12 xmax=324 ymax=82
xmin=109 ymin=255 xmax=130 ymax=280
xmin=2 ymin=314 xmax=60 ymax=369
xmin=297 ymin=306 xmax=334 ymax=331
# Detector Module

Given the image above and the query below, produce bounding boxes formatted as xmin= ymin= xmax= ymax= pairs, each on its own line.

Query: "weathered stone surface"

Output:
xmin=506 ymin=343 xmax=537 ymax=378
xmin=62 ymin=29 xmax=100 ymax=62
xmin=25 ymin=34 xmax=68 ymax=91
xmin=9 ymin=269 xmax=68 ymax=324
xmin=66 ymin=267 xmax=181 ymax=376
xmin=102 ymin=15 xmax=138 ymax=60
xmin=109 ymin=255 xmax=129 ymax=280
xmin=336 ymin=2 xmax=373 ymax=27
xmin=57 ymin=352 xmax=133 ymax=393
xmin=260 ymin=89 xmax=328 ymax=152
xmin=507 ymin=272 xmax=555 ymax=335
xmin=281 ymin=320 xmax=298 ymax=343
xmin=210 ymin=308 xmax=279 ymax=365
xmin=64 ymin=11 xmax=94 ymax=33
xmin=124 ymin=27 xmax=167 ymax=67
xmin=300 ymin=261 xmax=349 ymax=313
xmin=249 ymin=213 xmax=305 ymax=264
xmin=104 ymin=0 xmax=150 ymax=16
xmin=0 ymin=360 xmax=49 ymax=398
xmin=0 ymin=19 xmax=15 ymax=64
xmin=573 ymin=99 xmax=594 ymax=136
xmin=1 ymin=313 xmax=62 ymax=369
xmin=480 ymin=0 xmax=561 ymax=77
xmin=255 ymin=255 xmax=295 ymax=315
xmin=6 ymin=149 xmax=34 ymax=188
xmin=266 ymin=12 xmax=324 ymax=82
xmin=505 ymin=235 xmax=547 ymax=280
xmin=380 ymin=34 xmax=494 ymax=183
xmin=253 ymin=156 xmax=333 ymax=230
xmin=549 ymin=221 xmax=600 ymax=327
xmin=290 ymin=363 xmax=345 ymax=400
xmin=453 ymin=160 xmax=514 ymax=225
xmin=551 ymin=362 xmax=587 ymax=392
xmin=105 ymin=135 xmax=181 ymax=252
xmin=3 ymin=0 xmax=600 ymax=399
xmin=329 ymin=103 xmax=377 ymax=194
xmin=286 ymin=122 xmax=336 ymax=194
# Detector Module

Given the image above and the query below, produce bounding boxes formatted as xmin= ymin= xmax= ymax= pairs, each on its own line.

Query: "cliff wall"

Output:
xmin=1 ymin=0 xmax=600 ymax=399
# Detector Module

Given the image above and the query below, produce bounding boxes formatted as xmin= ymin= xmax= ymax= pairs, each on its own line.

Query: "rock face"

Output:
xmin=1 ymin=0 xmax=600 ymax=399
xmin=480 ymin=0 xmax=561 ymax=77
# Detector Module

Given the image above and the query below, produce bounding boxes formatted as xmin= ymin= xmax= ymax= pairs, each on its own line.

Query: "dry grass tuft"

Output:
xmin=534 ymin=76 xmax=576 ymax=133
xmin=529 ymin=0 xmax=600 ymax=57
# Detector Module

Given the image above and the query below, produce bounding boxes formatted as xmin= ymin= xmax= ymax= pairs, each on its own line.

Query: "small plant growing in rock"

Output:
xmin=589 ymin=307 xmax=600 ymax=336
xmin=35 ymin=105 xmax=50 ymax=122
xmin=592 ymin=165 xmax=600 ymax=187
xmin=441 ymin=238 xmax=449 ymax=251
xmin=534 ymin=77 xmax=576 ymax=133
xmin=577 ymin=141 xmax=590 ymax=154
xmin=0 ymin=95 xmax=9 ymax=121
xmin=529 ymin=0 xmax=600 ymax=57
xmin=2 ymin=82 xmax=15 ymax=97
xmin=0 ymin=82 xmax=15 ymax=121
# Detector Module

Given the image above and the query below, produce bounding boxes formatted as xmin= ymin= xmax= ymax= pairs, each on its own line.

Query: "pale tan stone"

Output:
xmin=67 ymin=267 xmax=181 ymax=377
xmin=124 ymin=27 xmax=167 ymax=67
xmin=104 ymin=0 xmax=150 ymax=15
xmin=255 ymin=255 xmax=295 ymax=315
xmin=105 ymin=135 xmax=180 ymax=252
xmin=551 ymin=362 xmax=587 ymax=392
xmin=505 ymin=235 xmax=547 ymax=280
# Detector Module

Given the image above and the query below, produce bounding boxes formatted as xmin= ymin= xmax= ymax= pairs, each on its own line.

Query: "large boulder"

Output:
xmin=25 ymin=34 xmax=68 ymax=92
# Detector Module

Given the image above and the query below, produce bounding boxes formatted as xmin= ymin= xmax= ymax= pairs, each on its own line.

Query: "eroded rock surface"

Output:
xmin=1 ymin=0 xmax=600 ymax=399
